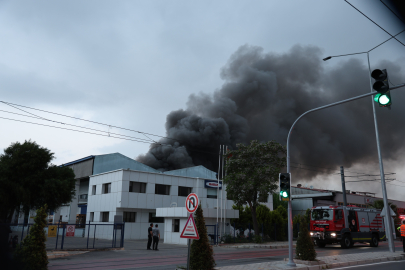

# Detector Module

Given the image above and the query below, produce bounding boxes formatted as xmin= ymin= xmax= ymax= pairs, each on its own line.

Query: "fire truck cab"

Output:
xmin=309 ymin=205 xmax=385 ymax=248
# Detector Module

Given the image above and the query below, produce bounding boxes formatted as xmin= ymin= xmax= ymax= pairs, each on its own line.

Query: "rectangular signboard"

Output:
xmin=48 ymin=225 xmax=57 ymax=237
xmin=66 ymin=225 xmax=75 ymax=237
xmin=204 ymin=180 xmax=222 ymax=189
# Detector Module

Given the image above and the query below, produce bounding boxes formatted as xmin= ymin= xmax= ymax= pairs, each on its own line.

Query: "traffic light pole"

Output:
xmin=286 ymin=83 xmax=405 ymax=266
xmin=367 ymin=54 xmax=395 ymax=252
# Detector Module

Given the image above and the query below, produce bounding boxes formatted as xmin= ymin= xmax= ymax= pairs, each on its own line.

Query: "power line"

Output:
xmin=0 ymin=109 xmax=155 ymax=143
xmin=0 ymin=101 xmax=179 ymax=143
xmin=0 ymin=115 xmax=221 ymax=156
xmin=380 ymin=0 xmax=405 ymax=24
xmin=345 ymin=0 xmax=405 ymax=47
xmin=0 ymin=116 xmax=156 ymax=144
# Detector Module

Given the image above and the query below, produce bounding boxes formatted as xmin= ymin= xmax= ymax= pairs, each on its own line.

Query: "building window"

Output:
xmin=123 ymin=212 xmax=136 ymax=223
xmin=92 ymin=185 xmax=96 ymax=195
xmin=129 ymin=182 xmax=146 ymax=193
xmin=172 ymin=219 xmax=180 ymax=232
xmin=149 ymin=213 xmax=164 ymax=223
xmin=101 ymin=212 xmax=109 ymax=222
xmin=102 ymin=183 xmax=111 ymax=194
xmin=178 ymin=186 xmax=192 ymax=197
xmin=90 ymin=212 xmax=94 ymax=222
xmin=207 ymin=188 xmax=217 ymax=199
xmin=155 ymin=184 xmax=170 ymax=195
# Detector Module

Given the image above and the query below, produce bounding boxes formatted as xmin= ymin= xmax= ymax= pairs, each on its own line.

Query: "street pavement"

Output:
xmin=47 ymin=239 xmax=405 ymax=270
xmin=332 ymin=260 xmax=405 ymax=270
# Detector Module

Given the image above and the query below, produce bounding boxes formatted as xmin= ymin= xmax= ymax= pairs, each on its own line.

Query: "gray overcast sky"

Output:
xmin=1 ymin=0 xmax=405 ymax=199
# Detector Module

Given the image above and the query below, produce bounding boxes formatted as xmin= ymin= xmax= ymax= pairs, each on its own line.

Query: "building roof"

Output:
xmin=60 ymin=153 xmax=217 ymax=179
xmin=60 ymin=155 xmax=95 ymax=167
xmin=163 ymin=165 xmax=217 ymax=180
xmin=93 ymin=153 xmax=160 ymax=174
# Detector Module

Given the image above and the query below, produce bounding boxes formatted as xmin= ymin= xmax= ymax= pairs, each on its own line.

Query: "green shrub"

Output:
xmin=190 ymin=205 xmax=215 ymax=270
xmin=295 ymin=216 xmax=316 ymax=261
xmin=254 ymin=234 xmax=262 ymax=243
xmin=15 ymin=205 xmax=49 ymax=270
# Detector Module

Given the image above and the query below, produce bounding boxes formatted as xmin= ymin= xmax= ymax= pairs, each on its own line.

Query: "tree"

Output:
xmin=0 ymin=140 xmax=76 ymax=221
xmin=295 ymin=216 xmax=316 ymax=261
xmin=224 ymin=140 xmax=286 ymax=236
xmin=273 ymin=193 xmax=288 ymax=209
xmin=190 ymin=205 xmax=215 ymax=270
xmin=15 ymin=204 xmax=49 ymax=270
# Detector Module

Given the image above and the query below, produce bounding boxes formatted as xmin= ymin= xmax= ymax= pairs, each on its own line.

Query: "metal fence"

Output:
xmin=5 ymin=222 xmax=125 ymax=250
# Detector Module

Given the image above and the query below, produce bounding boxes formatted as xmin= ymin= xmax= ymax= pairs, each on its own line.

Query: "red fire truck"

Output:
xmin=309 ymin=205 xmax=386 ymax=248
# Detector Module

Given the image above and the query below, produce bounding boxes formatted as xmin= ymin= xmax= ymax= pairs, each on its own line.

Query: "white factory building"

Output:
xmin=40 ymin=153 xmax=274 ymax=243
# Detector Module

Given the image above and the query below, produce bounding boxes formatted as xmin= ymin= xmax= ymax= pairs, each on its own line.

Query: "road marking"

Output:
xmin=331 ymin=260 xmax=404 ymax=270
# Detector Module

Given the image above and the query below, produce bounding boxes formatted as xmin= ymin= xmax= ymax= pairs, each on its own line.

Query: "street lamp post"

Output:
xmin=323 ymin=51 xmax=395 ymax=252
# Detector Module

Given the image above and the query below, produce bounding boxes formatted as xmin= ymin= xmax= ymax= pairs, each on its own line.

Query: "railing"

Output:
xmin=5 ymin=221 xmax=125 ymax=250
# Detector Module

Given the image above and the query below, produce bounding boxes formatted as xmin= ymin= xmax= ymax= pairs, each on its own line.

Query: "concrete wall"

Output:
xmin=68 ymin=158 xmax=94 ymax=179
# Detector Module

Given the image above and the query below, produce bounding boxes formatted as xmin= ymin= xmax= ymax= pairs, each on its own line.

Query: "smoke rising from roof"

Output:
xmin=137 ymin=44 xmax=405 ymax=177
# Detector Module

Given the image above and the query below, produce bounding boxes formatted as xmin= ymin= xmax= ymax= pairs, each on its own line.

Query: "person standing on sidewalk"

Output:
xmin=147 ymin=223 xmax=153 ymax=250
xmin=152 ymin=224 xmax=160 ymax=251
xmin=400 ymin=219 xmax=405 ymax=252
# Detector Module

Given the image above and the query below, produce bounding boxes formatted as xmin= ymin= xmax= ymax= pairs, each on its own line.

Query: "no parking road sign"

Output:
xmin=185 ymin=193 xmax=198 ymax=213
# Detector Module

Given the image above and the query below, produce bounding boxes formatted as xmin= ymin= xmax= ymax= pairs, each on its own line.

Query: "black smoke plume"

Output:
xmin=137 ymin=44 xmax=405 ymax=178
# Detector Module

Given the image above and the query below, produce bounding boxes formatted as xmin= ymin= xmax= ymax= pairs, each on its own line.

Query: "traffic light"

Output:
xmin=371 ymin=69 xmax=391 ymax=107
xmin=279 ymin=173 xmax=291 ymax=201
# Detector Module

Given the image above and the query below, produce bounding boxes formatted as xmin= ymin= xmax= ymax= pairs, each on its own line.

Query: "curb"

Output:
xmin=290 ymin=254 xmax=405 ymax=270
xmin=225 ymin=244 xmax=296 ymax=249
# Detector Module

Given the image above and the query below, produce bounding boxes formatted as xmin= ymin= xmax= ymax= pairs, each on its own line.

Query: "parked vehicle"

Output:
xmin=309 ymin=205 xmax=385 ymax=248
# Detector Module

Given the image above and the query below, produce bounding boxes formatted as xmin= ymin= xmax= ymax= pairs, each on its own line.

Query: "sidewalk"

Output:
xmin=217 ymin=250 xmax=405 ymax=270
xmin=47 ymin=250 xmax=90 ymax=259
xmin=220 ymin=241 xmax=296 ymax=249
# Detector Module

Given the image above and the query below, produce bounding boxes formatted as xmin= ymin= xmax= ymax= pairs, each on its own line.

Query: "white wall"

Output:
xmin=85 ymin=169 xmax=239 ymax=241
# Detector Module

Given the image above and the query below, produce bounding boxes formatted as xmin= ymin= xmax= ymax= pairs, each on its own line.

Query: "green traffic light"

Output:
xmin=282 ymin=191 xmax=288 ymax=198
xmin=379 ymin=94 xmax=390 ymax=105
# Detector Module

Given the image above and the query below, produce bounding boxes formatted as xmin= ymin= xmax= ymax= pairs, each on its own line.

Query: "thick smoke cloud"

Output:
xmin=137 ymin=44 xmax=405 ymax=177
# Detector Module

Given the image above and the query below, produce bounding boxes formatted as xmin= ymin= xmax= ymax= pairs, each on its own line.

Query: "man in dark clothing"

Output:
xmin=147 ymin=223 xmax=153 ymax=250
xmin=152 ymin=224 xmax=160 ymax=251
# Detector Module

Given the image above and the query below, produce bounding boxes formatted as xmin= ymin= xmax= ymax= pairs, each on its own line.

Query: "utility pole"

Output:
xmin=216 ymin=145 xmax=221 ymax=244
xmin=340 ymin=166 xmax=347 ymax=206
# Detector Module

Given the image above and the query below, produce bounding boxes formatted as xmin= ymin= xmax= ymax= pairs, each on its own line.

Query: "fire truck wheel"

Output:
xmin=370 ymin=235 xmax=379 ymax=247
xmin=316 ymin=240 xmax=326 ymax=248
xmin=340 ymin=235 xmax=351 ymax=249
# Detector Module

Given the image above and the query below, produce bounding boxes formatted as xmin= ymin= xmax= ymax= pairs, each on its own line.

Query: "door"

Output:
xmin=348 ymin=210 xmax=358 ymax=232
xmin=357 ymin=211 xmax=369 ymax=233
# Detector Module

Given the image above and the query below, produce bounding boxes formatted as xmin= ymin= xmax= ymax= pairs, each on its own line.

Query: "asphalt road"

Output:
xmin=48 ymin=240 xmax=405 ymax=270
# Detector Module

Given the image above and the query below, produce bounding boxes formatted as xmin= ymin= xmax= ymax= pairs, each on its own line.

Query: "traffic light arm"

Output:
xmin=284 ymin=83 xmax=405 ymax=267
xmin=286 ymin=83 xmax=405 ymax=173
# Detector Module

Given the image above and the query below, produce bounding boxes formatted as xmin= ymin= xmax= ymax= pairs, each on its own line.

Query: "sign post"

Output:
xmin=182 ymin=193 xmax=199 ymax=270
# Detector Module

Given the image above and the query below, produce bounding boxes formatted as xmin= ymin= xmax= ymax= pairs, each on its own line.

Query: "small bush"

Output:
xmin=14 ymin=205 xmax=49 ymax=270
xmin=295 ymin=216 xmax=316 ymax=261
xmin=190 ymin=205 xmax=215 ymax=270
xmin=254 ymin=234 xmax=262 ymax=243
